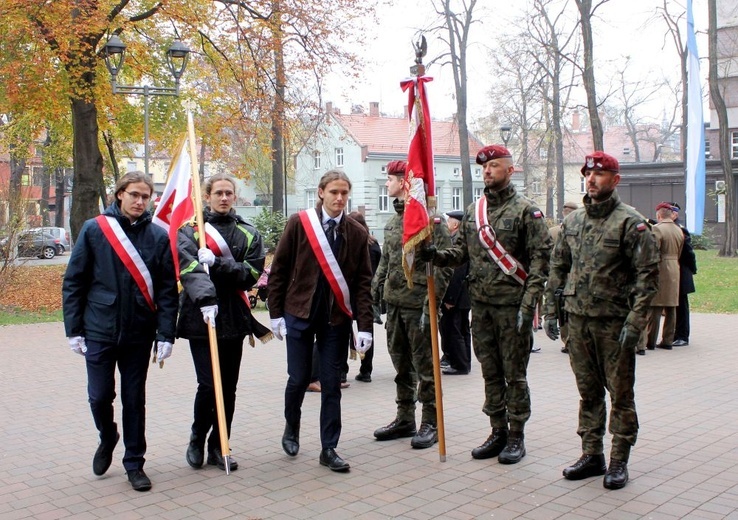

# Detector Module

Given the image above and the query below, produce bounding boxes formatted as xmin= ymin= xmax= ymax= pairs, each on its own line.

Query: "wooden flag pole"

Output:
xmin=412 ymin=36 xmax=447 ymax=462
xmin=187 ymin=111 xmax=232 ymax=475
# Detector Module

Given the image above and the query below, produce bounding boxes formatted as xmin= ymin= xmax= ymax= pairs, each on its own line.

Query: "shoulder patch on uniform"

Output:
xmin=532 ymin=209 xmax=544 ymax=219
xmin=636 ymin=222 xmax=647 ymax=232
xmin=434 ymin=217 xmax=442 ymax=224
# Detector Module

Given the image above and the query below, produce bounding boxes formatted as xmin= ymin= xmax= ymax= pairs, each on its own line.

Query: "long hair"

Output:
xmin=114 ymin=171 xmax=154 ymax=199
xmin=318 ymin=169 xmax=352 ymax=191
xmin=203 ymin=173 xmax=238 ymax=196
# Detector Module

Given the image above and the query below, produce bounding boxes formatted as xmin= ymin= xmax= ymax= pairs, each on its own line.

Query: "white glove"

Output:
xmin=198 ymin=247 xmax=216 ymax=267
xmin=200 ymin=305 xmax=218 ymax=327
xmin=270 ymin=317 xmax=287 ymax=341
xmin=356 ymin=332 xmax=373 ymax=354
xmin=69 ymin=336 xmax=87 ymax=356
xmin=156 ymin=341 xmax=173 ymax=363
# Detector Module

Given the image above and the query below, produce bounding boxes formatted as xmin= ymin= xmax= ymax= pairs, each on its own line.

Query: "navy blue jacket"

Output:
xmin=62 ymin=203 xmax=179 ymax=345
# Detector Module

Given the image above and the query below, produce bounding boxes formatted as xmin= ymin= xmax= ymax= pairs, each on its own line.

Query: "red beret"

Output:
xmin=386 ymin=160 xmax=407 ymax=176
xmin=476 ymin=145 xmax=512 ymax=165
xmin=580 ymin=151 xmax=619 ymax=175
xmin=656 ymin=202 xmax=675 ymax=211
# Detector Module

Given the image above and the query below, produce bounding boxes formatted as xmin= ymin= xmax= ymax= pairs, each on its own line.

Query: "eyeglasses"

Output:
xmin=123 ymin=191 xmax=151 ymax=202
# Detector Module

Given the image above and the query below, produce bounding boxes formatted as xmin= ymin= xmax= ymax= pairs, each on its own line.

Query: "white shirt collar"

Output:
xmin=322 ymin=212 xmax=343 ymax=226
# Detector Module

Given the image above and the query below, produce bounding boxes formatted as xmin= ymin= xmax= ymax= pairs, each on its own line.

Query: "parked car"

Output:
xmin=29 ymin=227 xmax=71 ymax=254
xmin=14 ymin=230 xmax=59 ymax=259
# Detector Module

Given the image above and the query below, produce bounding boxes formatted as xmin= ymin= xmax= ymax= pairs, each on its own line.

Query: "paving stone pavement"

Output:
xmin=1 ymin=311 xmax=737 ymax=519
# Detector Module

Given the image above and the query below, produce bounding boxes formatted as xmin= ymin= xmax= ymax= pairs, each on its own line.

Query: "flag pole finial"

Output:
xmin=411 ymin=35 xmax=427 ymax=76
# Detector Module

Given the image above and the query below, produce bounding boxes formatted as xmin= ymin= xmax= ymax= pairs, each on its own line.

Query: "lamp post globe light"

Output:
xmin=499 ymin=125 xmax=512 ymax=148
xmin=103 ymin=35 xmax=190 ymax=176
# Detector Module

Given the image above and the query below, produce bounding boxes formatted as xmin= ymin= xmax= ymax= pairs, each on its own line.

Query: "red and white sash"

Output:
xmin=95 ymin=215 xmax=156 ymax=311
xmin=201 ymin=223 xmax=251 ymax=309
xmin=298 ymin=208 xmax=352 ymax=318
xmin=474 ymin=197 xmax=528 ymax=286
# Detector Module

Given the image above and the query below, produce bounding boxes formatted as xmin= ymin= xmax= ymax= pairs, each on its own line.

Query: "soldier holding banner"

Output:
xmin=177 ymin=172 xmax=266 ymax=472
xmin=268 ymin=170 xmax=374 ymax=472
xmin=62 ymin=171 xmax=179 ymax=491
xmin=372 ymin=160 xmax=452 ymax=450
xmin=421 ymin=145 xmax=551 ymax=465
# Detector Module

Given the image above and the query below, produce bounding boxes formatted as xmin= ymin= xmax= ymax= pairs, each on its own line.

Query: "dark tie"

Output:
xmin=326 ymin=219 xmax=337 ymax=252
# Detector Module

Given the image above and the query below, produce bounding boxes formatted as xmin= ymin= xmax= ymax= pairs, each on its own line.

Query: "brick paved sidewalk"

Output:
xmin=1 ymin=312 xmax=737 ymax=519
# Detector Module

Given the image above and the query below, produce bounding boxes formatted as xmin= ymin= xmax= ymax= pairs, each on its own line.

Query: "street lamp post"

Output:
xmin=103 ymin=35 xmax=190 ymax=176
xmin=499 ymin=125 xmax=512 ymax=148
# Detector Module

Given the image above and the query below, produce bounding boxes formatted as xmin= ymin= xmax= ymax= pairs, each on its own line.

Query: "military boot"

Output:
xmin=410 ymin=423 xmax=438 ymax=449
xmin=603 ymin=459 xmax=629 ymax=489
xmin=186 ymin=433 xmax=205 ymax=469
xmin=373 ymin=418 xmax=416 ymax=441
xmin=498 ymin=431 xmax=526 ymax=464
xmin=562 ymin=453 xmax=606 ymax=480
xmin=471 ymin=428 xmax=508 ymax=459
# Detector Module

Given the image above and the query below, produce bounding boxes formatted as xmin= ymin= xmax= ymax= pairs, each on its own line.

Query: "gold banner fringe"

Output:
xmin=402 ymin=222 xmax=433 ymax=288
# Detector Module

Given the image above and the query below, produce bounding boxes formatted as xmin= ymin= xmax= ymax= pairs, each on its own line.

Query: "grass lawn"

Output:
xmin=0 ymin=250 xmax=736 ymax=325
xmin=691 ymin=249 xmax=738 ymax=314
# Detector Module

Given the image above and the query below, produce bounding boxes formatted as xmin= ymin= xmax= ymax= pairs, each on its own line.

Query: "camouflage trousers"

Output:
xmin=567 ymin=313 xmax=638 ymax=462
xmin=471 ymin=302 xmax=532 ymax=431
xmin=385 ymin=304 xmax=436 ymax=425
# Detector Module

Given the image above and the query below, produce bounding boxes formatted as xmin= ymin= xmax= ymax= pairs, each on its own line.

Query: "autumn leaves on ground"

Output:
xmin=0 ymin=265 xmax=65 ymax=314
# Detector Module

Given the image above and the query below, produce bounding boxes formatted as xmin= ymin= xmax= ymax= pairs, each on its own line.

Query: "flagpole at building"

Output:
xmin=404 ymin=36 xmax=447 ymax=462
xmin=186 ymin=111 xmax=233 ymax=475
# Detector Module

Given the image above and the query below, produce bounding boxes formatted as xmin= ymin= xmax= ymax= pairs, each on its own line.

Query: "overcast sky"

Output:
xmin=323 ymin=0 xmax=709 ymax=123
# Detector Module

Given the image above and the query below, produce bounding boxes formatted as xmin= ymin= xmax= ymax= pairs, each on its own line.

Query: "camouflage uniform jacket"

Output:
xmin=372 ymin=198 xmax=452 ymax=310
xmin=544 ymin=191 xmax=659 ymax=330
xmin=435 ymin=184 xmax=551 ymax=312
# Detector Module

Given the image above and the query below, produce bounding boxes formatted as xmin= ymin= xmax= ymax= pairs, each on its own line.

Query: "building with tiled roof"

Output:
xmin=292 ymin=102 xmax=486 ymax=240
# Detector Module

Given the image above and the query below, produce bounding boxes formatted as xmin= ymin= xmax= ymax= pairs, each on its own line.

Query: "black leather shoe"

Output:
xmin=673 ymin=339 xmax=689 ymax=347
xmin=319 ymin=448 xmax=350 ymax=472
xmin=127 ymin=469 xmax=152 ymax=491
xmin=603 ymin=459 xmax=629 ymax=489
xmin=374 ymin=419 xmax=416 ymax=441
xmin=207 ymin=448 xmax=239 ymax=471
xmin=471 ymin=428 xmax=508 ymax=459
xmin=636 ymin=350 xmax=646 ymax=356
xmin=563 ymin=454 xmax=607 ymax=480
xmin=442 ymin=366 xmax=468 ymax=375
xmin=657 ymin=343 xmax=673 ymax=350
xmin=186 ymin=436 xmax=204 ymax=468
xmin=282 ymin=423 xmax=300 ymax=456
xmin=410 ymin=423 xmax=438 ymax=449
xmin=93 ymin=432 xmax=120 ymax=476
xmin=561 ymin=346 xmax=569 ymax=354
xmin=355 ymin=373 xmax=372 ymax=383
xmin=498 ymin=431 xmax=526 ymax=464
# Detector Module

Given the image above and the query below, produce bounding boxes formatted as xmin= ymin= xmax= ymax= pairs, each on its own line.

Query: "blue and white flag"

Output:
xmin=685 ymin=0 xmax=706 ymax=235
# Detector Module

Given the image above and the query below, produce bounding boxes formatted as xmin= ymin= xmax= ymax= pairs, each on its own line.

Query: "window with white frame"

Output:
xmin=381 ymin=165 xmax=387 ymax=174
xmin=531 ymin=180 xmax=543 ymax=195
xmin=705 ymin=137 xmax=711 ymax=158
xmin=731 ymin=131 xmax=738 ymax=159
xmin=580 ymin=176 xmax=586 ymax=194
xmin=335 ymin=147 xmax=344 ymax=167
xmin=474 ymin=187 xmax=484 ymax=200
xmin=306 ymin=189 xmax=317 ymax=208
xmin=453 ymin=167 xmax=460 ymax=177
xmin=378 ymin=186 xmax=389 ymax=212
xmin=435 ymin=186 xmax=441 ymax=208
xmin=313 ymin=150 xmax=321 ymax=169
xmin=474 ymin=168 xmax=481 ymax=177
xmin=452 ymin=187 xmax=462 ymax=210
xmin=127 ymin=161 xmax=137 ymax=172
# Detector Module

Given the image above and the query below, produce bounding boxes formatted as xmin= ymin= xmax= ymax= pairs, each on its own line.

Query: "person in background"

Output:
xmin=349 ymin=211 xmax=381 ymax=382
xmin=268 ymin=169 xmax=373 ymax=472
xmin=670 ymin=203 xmax=697 ymax=347
xmin=372 ymin=160 xmax=452 ymax=450
xmin=63 ymin=171 xmax=179 ymax=492
xmin=177 ymin=173 xmax=266 ymax=472
xmin=422 ymin=145 xmax=551 ymax=465
xmin=439 ymin=210 xmax=471 ymax=376
xmin=549 ymin=201 xmax=579 ymax=354
xmin=637 ymin=202 xmax=683 ymax=354
xmin=544 ymin=151 xmax=659 ymax=490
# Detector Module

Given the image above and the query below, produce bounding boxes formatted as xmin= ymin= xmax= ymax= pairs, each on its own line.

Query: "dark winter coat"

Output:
xmin=62 ymin=203 xmax=178 ymax=345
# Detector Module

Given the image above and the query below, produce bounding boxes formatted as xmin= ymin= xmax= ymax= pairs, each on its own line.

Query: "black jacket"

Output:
xmin=678 ymin=225 xmax=697 ymax=294
xmin=176 ymin=209 xmax=265 ymax=340
xmin=62 ymin=203 xmax=178 ymax=344
xmin=442 ymin=231 xmax=471 ymax=310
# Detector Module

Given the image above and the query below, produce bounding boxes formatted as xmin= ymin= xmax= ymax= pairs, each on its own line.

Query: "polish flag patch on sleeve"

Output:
xmin=636 ymin=222 xmax=647 ymax=231
xmin=532 ymin=210 xmax=544 ymax=219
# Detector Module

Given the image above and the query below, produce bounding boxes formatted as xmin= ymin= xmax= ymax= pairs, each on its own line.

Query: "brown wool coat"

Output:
xmin=650 ymin=221 xmax=684 ymax=307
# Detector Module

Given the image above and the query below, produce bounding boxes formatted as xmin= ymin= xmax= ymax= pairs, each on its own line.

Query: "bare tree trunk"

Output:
xmin=708 ymin=0 xmax=736 ymax=256
xmin=271 ymin=0 xmax=285 ymax=214
xmin=9 ymin=154 xmax=26 ymax=226
xmin=575 ymin=0 xmax=604 ymax=150
xmin=70 ymin=97 xmax=104 ymax=241
xmin=54 ymin=167 xmax=65 ymax=228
